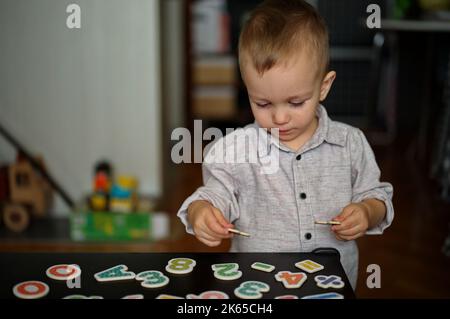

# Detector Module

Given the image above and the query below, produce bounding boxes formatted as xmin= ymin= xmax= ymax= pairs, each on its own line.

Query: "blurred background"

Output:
xmin=1 ymin=0 xmax=450 ymax=298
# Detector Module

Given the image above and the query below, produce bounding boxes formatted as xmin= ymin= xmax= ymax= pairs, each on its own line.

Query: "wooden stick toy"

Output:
xmin=228 ymin=228 xmax=251 ymax=237
xmin=314 ymin=220 xmax=341 ymax=226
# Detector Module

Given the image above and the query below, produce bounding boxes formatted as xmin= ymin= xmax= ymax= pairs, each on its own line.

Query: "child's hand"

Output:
xmin=331 ymin=203 xmax=370 ymax=241
xmin=187 ymin=200 xmax=234 ymax=247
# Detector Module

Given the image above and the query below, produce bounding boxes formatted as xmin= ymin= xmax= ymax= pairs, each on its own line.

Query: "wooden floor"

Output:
xmin=161 ymin=134 xmax=450 ymax=299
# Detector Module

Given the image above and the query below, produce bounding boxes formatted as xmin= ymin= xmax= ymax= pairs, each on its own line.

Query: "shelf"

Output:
xmin=0 ymin=216 xmax=184 ymax=252
xmin=330 ymin=47 xmax=374 ymax=61
xmin=381 ymin=19 xmax=450 ymax=33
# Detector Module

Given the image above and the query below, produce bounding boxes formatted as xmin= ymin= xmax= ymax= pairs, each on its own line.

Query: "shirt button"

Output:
xmin=296 ymin=154 xmax=302 ymax=161
xmin=300 ymin=193 xmax=307 ymax=200
xmin=305 ymin=233 xmax=312 ymax=240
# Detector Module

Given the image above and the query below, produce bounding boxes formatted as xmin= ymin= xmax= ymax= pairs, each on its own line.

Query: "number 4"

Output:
xmin=275 ymin=271 xmax=307 ymax=289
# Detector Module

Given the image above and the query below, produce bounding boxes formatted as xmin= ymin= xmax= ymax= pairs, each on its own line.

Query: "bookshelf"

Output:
xmin=185 ymin=0 xmax=388 ymax=130
xmin=185 ymin=0 xmax=259 ymax=131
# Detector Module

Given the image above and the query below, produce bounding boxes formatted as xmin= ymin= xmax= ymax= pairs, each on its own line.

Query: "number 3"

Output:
xmin=136 ymin=271 xmax=169 ymax=288
xmin=234 ymin=281 xmax=270 ymax=299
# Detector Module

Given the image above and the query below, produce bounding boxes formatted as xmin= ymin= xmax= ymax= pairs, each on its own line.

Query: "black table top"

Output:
xmin=0 ymin=248 xmax=355 ymax=299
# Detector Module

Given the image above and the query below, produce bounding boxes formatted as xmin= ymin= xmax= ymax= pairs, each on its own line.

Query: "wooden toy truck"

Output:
xmin=0 ymin=122 xmax=75 ymax=233
xmin=0 ymin=157 xmax=53 ymax=232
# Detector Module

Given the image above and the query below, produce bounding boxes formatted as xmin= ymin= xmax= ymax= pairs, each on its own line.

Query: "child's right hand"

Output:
xmin=187 ymin=200 xmax=234 ymax=247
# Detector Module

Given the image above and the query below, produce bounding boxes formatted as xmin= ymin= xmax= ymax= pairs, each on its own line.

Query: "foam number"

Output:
xmin=211 ymin=263 xmax=242 ymax=280
xmin=275 ymin=271 xmax=307 ymax=289
xmin=136 ymin=271 xmax=169 ymax=288
xmin=186 ymin=291 xmax=229 ymax=299
xmin=234 ymin=281 xmax=270 ymax=299
xmin=94 ymin=265 xmax=135 ymax=282
xmin=165 ymin=258 xmax=196 ymax=274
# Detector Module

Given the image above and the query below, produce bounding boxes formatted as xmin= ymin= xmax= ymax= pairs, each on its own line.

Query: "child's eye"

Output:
xmin=255 ymin=102 xmax=270 ymax=107
xmin=289 ymin=101 xmax=305 ymax=107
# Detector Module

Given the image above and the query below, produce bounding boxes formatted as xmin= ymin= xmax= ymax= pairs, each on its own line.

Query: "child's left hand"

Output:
xmin=331 ymin=203 xmax=370 ymax=241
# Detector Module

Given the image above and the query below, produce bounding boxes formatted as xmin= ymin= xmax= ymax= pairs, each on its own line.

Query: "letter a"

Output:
xmin=67 ymin=274 xmax=81 ymax=289
xmin=366 ymin=4 xmax=381 ymax=29
xmin=66 ymin=4 xmax=81 ymax=29
xmin=366 ymin=264 xmax=381 ymax=289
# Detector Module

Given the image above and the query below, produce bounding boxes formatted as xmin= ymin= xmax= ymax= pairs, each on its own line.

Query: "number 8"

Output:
xmin=165 ymin=258 xmax=196 ymax=274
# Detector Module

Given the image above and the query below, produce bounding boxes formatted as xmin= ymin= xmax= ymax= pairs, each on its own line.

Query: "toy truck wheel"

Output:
xmin=3 ymin=204 xmax=30 ymax=233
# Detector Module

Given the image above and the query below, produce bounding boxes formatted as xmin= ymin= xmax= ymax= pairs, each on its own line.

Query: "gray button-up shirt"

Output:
xmin=177 ymin=105 xmax=394 ymax=290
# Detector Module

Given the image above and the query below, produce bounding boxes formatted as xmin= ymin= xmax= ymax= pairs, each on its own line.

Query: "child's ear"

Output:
xmin=319 ymin=71 xmax=336 ymax=102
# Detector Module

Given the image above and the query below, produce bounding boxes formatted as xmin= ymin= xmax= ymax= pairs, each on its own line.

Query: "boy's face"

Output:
xmin=241 ymin=53 xmax=336 ymax=151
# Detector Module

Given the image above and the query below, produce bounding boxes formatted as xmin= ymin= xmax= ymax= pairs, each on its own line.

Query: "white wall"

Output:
xmin=162 ymin=0 xmax=185 ymax=132
xmin=0 ymin=0 xmax=162 ymax=215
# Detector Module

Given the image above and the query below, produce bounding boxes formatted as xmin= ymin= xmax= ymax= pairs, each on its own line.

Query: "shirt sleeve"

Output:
xmin=177 ymin=138 xmax=240 ymax=235
xmin=349 ymin=128 xmax=394 ymax=235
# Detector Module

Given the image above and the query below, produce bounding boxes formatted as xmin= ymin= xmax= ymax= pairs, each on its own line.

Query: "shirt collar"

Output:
xmin=255 ymin=104 xmax=347 ymax=157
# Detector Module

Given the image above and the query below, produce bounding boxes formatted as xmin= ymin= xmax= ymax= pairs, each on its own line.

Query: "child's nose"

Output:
xmin=272 ymin=107 xmax=290 ymax=125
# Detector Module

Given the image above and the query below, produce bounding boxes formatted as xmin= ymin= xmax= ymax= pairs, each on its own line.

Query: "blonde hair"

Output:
xmin=239 ymin=0 xmax=329 ymax=78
